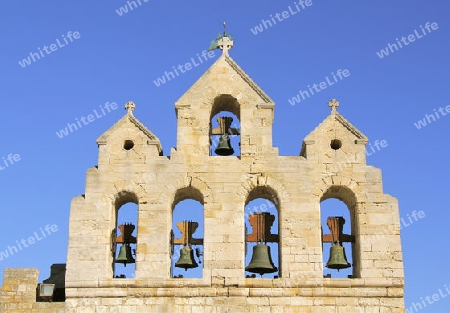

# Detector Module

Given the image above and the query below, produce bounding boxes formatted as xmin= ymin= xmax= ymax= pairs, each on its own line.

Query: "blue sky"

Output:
xmin=1 ymin=1 xmax=450 ymax=311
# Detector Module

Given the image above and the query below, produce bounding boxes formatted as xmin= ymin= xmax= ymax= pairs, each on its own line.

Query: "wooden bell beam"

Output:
xmin=116 ymin=223 xmax=137 ymax=244
xmin=211 ymin=116 xmax=240 ymax=135
xmin=172 ymin=221 xmax=204 ymax=246
xmin=322 ymin=216 xmax=354 ymax=246
xmin=246 ymin=212 xmax=279 ymax=243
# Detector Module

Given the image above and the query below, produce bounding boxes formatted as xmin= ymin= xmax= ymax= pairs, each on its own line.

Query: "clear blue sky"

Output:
xmin=1 ymin=1 xmax=450 ymax=311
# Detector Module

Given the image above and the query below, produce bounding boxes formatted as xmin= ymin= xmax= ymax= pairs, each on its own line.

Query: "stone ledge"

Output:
xmin=66 ymin=277 xmax=404 ymax=289
xmin=66 ymin=286 xmax=404 ymax=299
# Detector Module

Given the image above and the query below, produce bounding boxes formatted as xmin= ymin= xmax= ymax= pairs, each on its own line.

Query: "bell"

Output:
xmin=325 ymin=245 xmax=351 ymax=270
xmin=245 ymin=243 xmax=277 ymax=276
xmin=214 ymin=134 xmax=234 ymax=156
xmin=115 ymin=244 xmax=135 ymax=267
xmin=175 ymin=245 xmax=198 ymax=271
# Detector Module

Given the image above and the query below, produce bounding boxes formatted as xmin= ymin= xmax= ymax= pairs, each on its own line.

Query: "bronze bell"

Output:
xmin=175 ymin=245 xmax=198 ymax=271
xmin=115 ymin=244 xmax=135 ymax=267
xmin=245 ymin=243 xmax=277 ymax=276
xmin=214 ymin=134 xmax=234 ymax=156
xmin=325 ymin=245 xmax=351 ymax=271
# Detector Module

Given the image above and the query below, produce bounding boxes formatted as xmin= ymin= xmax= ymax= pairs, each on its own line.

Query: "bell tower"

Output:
xmin=174 ymin=24 xmax=278 ymax=160
xmin=63 ymin=26 xmax=406 ymax=312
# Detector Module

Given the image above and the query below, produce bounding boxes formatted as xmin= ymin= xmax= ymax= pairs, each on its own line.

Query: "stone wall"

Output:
xmin=2 ymin=52 xmax=405 ymax=312
xmin=0 ymin=268 xmax=65 ymax=313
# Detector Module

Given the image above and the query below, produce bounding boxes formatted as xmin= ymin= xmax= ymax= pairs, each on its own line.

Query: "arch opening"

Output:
xmin=171 ymin=189 xmax=204 ymax=279
xmin=113 ymin=196 xmax=138 ymax=279
xmin=245 ymin=187 xmax=280 ymax=278
xmin=210 ymin=94 xmax=241 ymax=157
xmin=321 ymin=196 xmax=355 ymax=278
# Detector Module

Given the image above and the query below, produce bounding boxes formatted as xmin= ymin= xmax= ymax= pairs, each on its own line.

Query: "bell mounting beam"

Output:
xmin=211 ymin=116 xmax=240 ymax=136
xmin=322 ymin=216 xmax=354 ymax=246
xmin=246 ymin=212 xmax=279 ymax=243
xmin=116 ymin=223 xmax=137 ymax=244
xmin=173 ymin=220 xmax=204 ymax=246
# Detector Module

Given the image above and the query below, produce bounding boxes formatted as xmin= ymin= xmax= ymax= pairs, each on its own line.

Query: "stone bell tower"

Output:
xmin=8 ymin=27 xmax=403 ymax=312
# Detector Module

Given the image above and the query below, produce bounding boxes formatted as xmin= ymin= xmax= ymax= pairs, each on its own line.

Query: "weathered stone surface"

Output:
xmin=1 ymin=47 xmax=404 ymax=311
